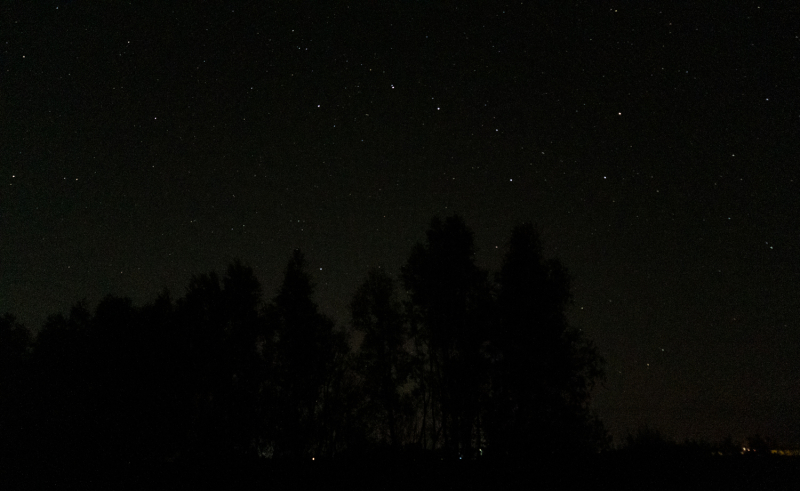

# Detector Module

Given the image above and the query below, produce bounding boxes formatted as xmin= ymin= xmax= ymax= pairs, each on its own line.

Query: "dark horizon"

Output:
xmin=2 ymin=2 xmax=798 ymax=451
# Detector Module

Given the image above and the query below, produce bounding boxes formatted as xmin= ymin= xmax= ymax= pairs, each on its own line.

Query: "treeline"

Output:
xmin=0 ymin=216 xmax=606 ymax=470
xmin=619 ymin=427 xmax=787 ymax=458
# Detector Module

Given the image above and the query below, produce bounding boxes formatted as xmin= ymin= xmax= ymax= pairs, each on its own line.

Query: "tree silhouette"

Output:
xmin=745 ymin=434 xmax=774 ymax=454
xmin=0 ymin=314 xmax=31 ymax=465
xmin=220 ymin=261 xmax=269 ymax=460
xmin=0 ymin=314 xmax=30 ymax=376
xmin=265 ymin=249 xmax=348 ymax=459
xmin=24 ymin=303 xmax=96 ymax=469
xmin=402 ymin=215 xmax=494 ymax=457
xmin=175 ymin=260 xmax=267 ymax=461
xmin=623 ymin=426 xmax=678 ymax=455
xmin=89 ymin=295 xmax=147 ymax=464
xmin=135 ymin=290 xmax=186 ymax=462
xmin=486 ymin=223 xmax=606 ymax=458
xmin=350 ymin=268 xmax=413 ymax=450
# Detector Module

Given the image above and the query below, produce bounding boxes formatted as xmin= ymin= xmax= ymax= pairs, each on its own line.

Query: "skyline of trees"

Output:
xmin=0 ymin=215 xmax=608 ymax=469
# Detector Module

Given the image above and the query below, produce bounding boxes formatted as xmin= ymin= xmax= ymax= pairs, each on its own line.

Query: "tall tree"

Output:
xmin=487 ymin=223 xmax=606 ymax=458
xmin=220 ymin=261 xmax=268 ymax=459
xmin=265 ymin=249 xmax=347 ymax=459
xmin=350 ymin=268 xmax=413 ymax=449
xmin=177 ymin=270 xmax=229 ymax=459
xmin=89 ymin=295 xmax=147 ymax=464
xmin=135 ymin=290 xmax=187 ymax=462
xmin=175 ymin=260 xmax=267 ymax=460
xmin=24 ymin=303 xmax=96 ymax=469
xmin=401 ymin=215 xmax=493 ymax=457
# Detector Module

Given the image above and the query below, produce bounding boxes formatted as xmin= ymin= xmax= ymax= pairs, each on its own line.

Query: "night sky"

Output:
xmin=2 ymin=2 xmax=798 ymax=447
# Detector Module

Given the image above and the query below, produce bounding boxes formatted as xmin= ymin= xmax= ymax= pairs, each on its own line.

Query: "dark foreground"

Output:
xmin=5 ymin=453 xmax=800 ymax=490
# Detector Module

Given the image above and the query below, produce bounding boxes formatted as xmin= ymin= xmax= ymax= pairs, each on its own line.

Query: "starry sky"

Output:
xmin=2 ymin=2 xmax=798 ymax=447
